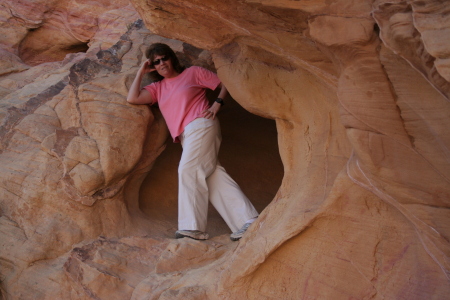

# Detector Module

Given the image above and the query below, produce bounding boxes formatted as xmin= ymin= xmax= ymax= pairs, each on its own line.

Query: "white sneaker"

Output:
xmin=230 ymin=222 xmax=253 ymax=241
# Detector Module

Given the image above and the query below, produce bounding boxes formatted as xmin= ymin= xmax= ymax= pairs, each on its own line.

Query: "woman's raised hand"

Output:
xmin=140 ymin=60 xmax=156 ymax=74
xmin=127 ymin=60 xmax=155 ymax=104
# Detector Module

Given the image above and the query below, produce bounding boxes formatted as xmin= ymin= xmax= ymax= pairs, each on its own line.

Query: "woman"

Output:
xmin=127 ymin=43 xmax=258 ymax=241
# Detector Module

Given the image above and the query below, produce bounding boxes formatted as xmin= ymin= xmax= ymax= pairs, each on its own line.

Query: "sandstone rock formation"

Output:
xmin=1 ymin=0 xmax=449 ymax=299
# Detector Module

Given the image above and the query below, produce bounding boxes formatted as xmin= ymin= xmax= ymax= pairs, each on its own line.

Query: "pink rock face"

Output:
xmin=130 ymin=0 xmax=450 ymax=298
xmin=0 ymin=0 xmax=449 ymax=299
xmin=1 ymin=0 xmax=133 ymax=65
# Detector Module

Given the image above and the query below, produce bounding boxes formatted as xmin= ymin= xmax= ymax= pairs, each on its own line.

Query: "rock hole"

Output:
xmin=138 ymin=96 xmax=284 ymax=238
xmin=373 ymin=23 xmax=380 ymax=37
xmin=18 ymin=26 xmax=90 ymax=66
xmin=63 ymin=42 xmax=89 ymax=54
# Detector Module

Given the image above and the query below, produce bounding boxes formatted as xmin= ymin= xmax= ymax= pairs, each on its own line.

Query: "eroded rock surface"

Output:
xmin=0 ymin=1 xmax=169 ymax=298
xmin=131 ymin=0 xmax=450 ymax=298
xmin=0 ymin=0 xmax=449 ymax=299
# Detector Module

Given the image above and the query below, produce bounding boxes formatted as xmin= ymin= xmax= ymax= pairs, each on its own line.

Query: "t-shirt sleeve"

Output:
xmin=142 ymin=83 xmax=158 ymax=104
xmin=193 ymin=66 xmax=221 ymax=90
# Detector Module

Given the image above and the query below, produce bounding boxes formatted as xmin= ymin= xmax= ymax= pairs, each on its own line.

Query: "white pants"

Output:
xmin=178 ymin=117 xmax=259 ymax=232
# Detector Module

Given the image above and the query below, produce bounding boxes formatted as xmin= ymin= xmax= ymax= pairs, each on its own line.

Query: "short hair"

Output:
xmin=145 ymin=43 xmax=185 ymax=81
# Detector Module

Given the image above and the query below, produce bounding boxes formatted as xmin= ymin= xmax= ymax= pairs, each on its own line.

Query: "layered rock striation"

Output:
xmin=131 ymin=0 xmax=450 ymax=298
xmin=0 ymin=0 xmax=449 ymax=299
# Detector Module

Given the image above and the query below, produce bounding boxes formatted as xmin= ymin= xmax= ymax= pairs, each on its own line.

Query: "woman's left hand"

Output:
xmin=202 ymin=102 xmax=221 ymax=120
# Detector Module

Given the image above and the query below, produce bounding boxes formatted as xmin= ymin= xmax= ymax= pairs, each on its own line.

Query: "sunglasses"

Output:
xmin=152 ymin=56 xmax=169 ymax=66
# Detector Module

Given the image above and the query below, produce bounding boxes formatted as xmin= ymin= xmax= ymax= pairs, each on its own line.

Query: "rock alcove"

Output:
xmin=139 ymin=94 xmax=283 ymax=238
xmin=19 ymin=26 xmax=90 ymax=66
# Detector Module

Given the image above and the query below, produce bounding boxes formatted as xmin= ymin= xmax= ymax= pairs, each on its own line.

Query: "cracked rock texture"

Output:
xmin=0 ymin=0 xmax=449 ymax=299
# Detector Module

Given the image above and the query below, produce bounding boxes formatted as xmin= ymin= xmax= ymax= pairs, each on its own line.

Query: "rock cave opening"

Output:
xmin=138 ymin=95 xmax=284 ymax=238
xmin=18 ymin=26 xmax=90 ymax=66
xmin=63 ymin=42 xmax=90 ymax=54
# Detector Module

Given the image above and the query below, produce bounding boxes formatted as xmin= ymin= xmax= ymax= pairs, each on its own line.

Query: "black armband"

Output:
xmin=215 ymin=98 xmax=225 ymax=106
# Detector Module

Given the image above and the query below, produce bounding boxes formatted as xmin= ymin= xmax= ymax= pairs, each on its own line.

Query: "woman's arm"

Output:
xmin=127 ymin=60 xmax=155 ymax=104
xmin=202 ymin=83 xmax=228 ymax=119
xmin=217 ymin=82 xmax=228 ymax=100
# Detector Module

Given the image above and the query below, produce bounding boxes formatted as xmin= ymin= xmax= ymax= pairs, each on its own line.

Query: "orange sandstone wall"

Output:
xmin=130 ymin=0 xmax=450 ymax=298
xmin=0 ymin=0 xmax=449 ymax=299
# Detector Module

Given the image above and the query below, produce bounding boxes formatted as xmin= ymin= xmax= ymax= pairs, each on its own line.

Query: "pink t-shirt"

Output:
xmin=143 ymin=66 xmax=221 ymax=142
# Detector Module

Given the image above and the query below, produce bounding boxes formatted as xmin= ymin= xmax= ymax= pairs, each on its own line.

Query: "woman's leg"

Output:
xmin=178 ymin=117 xmax=259 ymax=234
xmin=178 ymin=118 xmax=220 ymax=232
xmin=207 ymin=165 xmax=259 ymax=233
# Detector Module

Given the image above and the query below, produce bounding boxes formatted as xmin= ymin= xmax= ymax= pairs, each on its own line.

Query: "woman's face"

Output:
xmin=151 ymin=54 xmax=178 ymax=78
